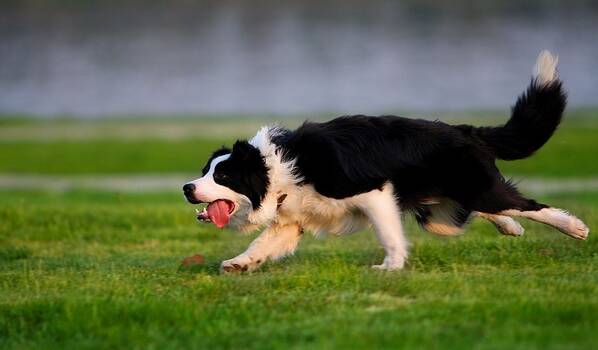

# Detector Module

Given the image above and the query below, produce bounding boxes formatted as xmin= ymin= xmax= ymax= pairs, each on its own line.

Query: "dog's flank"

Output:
xmin=183 ymin=50 xmax=588 ymax=273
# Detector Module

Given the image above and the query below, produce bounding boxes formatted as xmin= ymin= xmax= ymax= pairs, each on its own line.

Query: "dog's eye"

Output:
xmin=214 ymin=173 xmax=228 ymax=181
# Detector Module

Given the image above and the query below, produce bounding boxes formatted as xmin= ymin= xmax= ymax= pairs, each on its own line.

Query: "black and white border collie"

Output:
xmin=183 ymin=51 xmax=589 ymax=273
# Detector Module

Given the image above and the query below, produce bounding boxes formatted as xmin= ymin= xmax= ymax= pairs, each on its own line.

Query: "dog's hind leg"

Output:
xmin=468 ymin=179 xmax=589 ymax=240
xmin=354 ymin=183 xmax=408 ymax=270
xmin=416 ymin=199 xmax=470 ymax=236
xmin=475 ymin=212 xmax=525 ymax=236
xmin=500 ymin=208 xmax=589 ymax=240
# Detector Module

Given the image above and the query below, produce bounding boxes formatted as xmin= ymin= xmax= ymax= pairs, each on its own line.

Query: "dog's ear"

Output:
xmin=213 ymin=146 xmax=231 ymax=157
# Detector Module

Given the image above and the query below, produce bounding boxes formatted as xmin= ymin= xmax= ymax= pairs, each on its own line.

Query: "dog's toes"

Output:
xmin=371 ymin=256 xmax=405 ymax=271
xmin=220 ymin=261 xmax=247 ymax=273
xmin=220 ymin=255 xmax=261 ymax=274
xmin=221 ymin=264 xmax=236 ymax=273
xmin=562 ymin=216 xmax=590 ymax=240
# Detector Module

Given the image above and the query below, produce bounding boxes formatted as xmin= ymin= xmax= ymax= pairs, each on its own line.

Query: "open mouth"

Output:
xmin=195 ymin=199 xmax=236 ymax=228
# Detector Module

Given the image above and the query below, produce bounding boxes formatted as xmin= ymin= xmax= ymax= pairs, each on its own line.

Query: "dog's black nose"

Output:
xmin=183 ymin=183 xmax=195 ymax=194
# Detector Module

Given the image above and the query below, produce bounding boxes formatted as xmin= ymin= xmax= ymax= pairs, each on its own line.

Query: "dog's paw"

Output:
xmin=562 ymin=215 xmax=590 ymax=240
xmin=493 ymin=216 xmax=525 ymax=236
xmin=371 ymin=255 xmax=405 ymax=271
xmin=220 ymin=254 xmax=263 ymax=274
xmin=542 ymin=208 xmax=590 ymax=240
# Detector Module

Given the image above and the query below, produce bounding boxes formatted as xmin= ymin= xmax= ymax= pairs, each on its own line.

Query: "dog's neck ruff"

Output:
xmin=244 ymin=126 xmax=299 ymax=229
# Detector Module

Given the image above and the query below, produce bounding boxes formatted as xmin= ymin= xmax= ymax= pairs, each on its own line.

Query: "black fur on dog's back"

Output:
xmin=276 ymin=116 xmax=491 ymax=200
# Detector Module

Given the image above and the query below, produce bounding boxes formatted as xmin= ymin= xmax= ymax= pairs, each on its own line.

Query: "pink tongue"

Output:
xmin=207 ymin=200 xmax=232 ymax=228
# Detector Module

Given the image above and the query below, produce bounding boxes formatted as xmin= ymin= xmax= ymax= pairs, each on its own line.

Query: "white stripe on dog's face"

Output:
xmin=185 ymin=154 xmax=241 ymax=203
xmin=205 ymin=154 xmax=229 ymax=178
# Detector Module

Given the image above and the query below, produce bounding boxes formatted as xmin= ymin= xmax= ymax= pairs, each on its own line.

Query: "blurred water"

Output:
xmin=1 ymin=0 xmax=597 ymax=117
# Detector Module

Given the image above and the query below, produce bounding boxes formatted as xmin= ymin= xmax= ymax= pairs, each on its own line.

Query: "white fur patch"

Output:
xmin=534 ymin=50 xmax=559 ymax=87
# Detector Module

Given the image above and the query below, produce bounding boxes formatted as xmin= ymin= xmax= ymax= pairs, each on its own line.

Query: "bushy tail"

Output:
xmin=476 ymin=50 xmax=567 ymax=160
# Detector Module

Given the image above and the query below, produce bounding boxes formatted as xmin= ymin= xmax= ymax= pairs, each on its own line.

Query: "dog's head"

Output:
xmin=183 ymin=140 xmax=273 ymax=231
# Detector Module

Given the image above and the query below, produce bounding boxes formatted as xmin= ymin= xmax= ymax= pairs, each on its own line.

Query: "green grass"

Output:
xmin=0 ymin=189 xmax=597 ymax=349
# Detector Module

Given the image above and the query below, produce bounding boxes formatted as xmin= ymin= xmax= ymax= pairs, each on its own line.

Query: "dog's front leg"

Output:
xmin=356 ymin=184 xmax=408 ymax=270
xmin=221 ymin=223 xmax=303 ymax=273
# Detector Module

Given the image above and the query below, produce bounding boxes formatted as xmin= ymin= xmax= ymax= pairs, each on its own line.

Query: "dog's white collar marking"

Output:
xmin=240 ymin=126 xmax=301 ymax=228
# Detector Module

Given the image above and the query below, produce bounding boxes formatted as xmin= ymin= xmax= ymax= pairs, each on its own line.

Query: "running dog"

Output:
xmin=183 ymin=51 xmax=589 ymax=273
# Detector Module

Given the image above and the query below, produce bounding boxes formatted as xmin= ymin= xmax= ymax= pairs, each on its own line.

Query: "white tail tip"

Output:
xmin=534 ymin=50 xmax=559 ymax=86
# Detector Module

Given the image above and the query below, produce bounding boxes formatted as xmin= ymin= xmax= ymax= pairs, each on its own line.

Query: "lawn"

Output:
xmin=0 ymin=112 xmax=597 ymax=349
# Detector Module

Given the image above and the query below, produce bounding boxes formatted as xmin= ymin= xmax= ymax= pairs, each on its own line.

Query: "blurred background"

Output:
xmin=1 ymin=0 xmax=597 ymax=118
